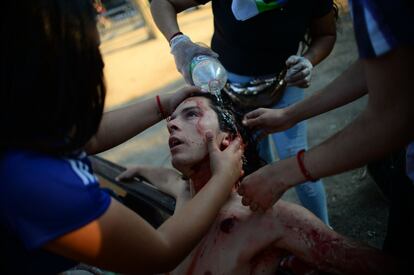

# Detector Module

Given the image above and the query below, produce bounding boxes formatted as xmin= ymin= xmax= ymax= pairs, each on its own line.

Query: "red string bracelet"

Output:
xmin=156 ymin=95 xmax=166 ymax=119
xmin=169 ymin=31 xmax=183 ymax=46
xmin=296 ymin=149 xmax=318 ymax=182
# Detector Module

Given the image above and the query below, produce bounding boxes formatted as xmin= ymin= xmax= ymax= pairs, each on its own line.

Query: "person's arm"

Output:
xmin=287 ymin=60 xmax=366 ymax=121
xmin=85 ymin=86 xmax=199 ymax=155
xmin=303 ymin=9 xmax=337 ymax=67
xmin=285 ymin=9 xmax=337 ymax=87
xmin=304 ymin=46 xmax=414 ymax=178
xmin=272 ymin=200 xmax=402 ymax=274
xmin=239 ymin=47 xmax=414 ymax=210
xmin=241 ymin=199 xmax=401 ymax=273
xmin=150 ymin=0 xmax=216 ymax=84
xmin=45 ymin=132 xmax=244 ymax=274
xmin=243 ymin=60 xmax=367 ymax=136
xmin=117 ymin=166 xmax=184 ymax=196
xmin=116 ymin=166 xmax=191 ymax=208
xmin=150 ymin=0 xmax=200 ymax=42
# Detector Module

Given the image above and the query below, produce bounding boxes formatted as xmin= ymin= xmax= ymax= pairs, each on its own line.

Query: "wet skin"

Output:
xmin=165 ymin=192 xmax=326 ymax=275
xmin=164 ymin=97 xmax=324 ymax=274
xmin=153 ymin=97 xmax=393 ymax=275
xmin=158 ymin=180 xmax=389 ymax=275
xmin=167 ymin=97 xmax=228 ymax=179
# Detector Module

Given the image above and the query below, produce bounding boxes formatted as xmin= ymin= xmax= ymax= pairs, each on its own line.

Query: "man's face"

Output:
xmin=167 ymin=97 xmax=228 ymax=174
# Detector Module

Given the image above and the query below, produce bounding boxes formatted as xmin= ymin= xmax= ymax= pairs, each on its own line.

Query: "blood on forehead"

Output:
xmin=182 ymin=97 xmax=210 ymax=111
xmin=170 ymin=97 xmax=208 ymax=119
xmin=192 ymin=98 xmax=213 ymax=137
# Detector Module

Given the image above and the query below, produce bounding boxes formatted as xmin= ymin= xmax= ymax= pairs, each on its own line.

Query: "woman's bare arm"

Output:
xmin=85 ymin=87 xmax=198 ymax=155
xmin=45 ymin=133 xmax=244 ymax=274
xmin=303 ymin=10 xmax=337 ymax=67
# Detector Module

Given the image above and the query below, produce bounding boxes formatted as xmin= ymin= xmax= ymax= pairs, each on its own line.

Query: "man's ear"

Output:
xmin=220 ymin=134 xmax=232 ymax=150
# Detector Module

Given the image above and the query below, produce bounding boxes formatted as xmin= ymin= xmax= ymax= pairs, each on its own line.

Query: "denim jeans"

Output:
xmin=228 ymin=72 xmax=330 ymax=225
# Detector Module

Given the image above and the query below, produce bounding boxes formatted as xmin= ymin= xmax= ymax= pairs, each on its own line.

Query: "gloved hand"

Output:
xmin=170 ymin=34 xmax=219 ymax=84
xmin=284 ymin=55 xmax=313 ymax=88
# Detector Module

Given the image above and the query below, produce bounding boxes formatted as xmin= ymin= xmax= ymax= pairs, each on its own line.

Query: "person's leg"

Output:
xmin=375 ymin=149 xmax=414 ymax=260
xmin=271 ymin=86 xmax=330 ymax=225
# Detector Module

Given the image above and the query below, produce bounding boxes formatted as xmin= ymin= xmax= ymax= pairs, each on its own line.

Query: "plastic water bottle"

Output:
xmin=190 ymin=55 xmax=228 ymax=93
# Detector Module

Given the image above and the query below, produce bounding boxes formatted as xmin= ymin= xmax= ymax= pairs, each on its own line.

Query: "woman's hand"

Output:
xmin=243 ymin=108 xmax=296 ymax=140
xmin=206 ymin=131 xmax=244 ymax=188
xmin=238 ymin=158 xmax=303 ymax=212
xmin=160 ymin=86 xmax=201 ymax=117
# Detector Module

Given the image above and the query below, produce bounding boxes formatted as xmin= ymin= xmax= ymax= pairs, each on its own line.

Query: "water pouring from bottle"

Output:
xmin=190 ymin=54 xmax=228 ymax=107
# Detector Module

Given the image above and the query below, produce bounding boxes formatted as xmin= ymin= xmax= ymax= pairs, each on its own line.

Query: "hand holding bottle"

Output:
xmin=190 ymin=55 xmax=228 ymax=92
xmin=170 ymin=34 xmax=218 ymax=84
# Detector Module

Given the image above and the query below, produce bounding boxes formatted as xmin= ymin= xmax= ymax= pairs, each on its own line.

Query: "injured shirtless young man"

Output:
xmin=118 ymin=93 xmax=401 ymax=275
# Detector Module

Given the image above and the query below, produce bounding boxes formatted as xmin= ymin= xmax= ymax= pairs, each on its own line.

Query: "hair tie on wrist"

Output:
xmin=296 ymin=149 xmax=318 ymax=182
xmin=156 ymin=95 xmax=166 ymax=119
xmin=169 ymin=31 xmax=183 ymax=46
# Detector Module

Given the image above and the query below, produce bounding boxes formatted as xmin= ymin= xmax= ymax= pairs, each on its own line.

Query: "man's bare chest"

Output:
xmin=169 ymin=200 xmax=283 ymax=275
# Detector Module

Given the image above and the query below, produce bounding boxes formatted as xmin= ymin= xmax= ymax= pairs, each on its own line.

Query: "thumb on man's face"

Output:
xmin=205 ymin=131 xmax=218 ymax=153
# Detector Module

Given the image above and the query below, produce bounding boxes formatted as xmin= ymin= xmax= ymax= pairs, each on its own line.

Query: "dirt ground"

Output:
xmin=99 ymin=4 xmax=388 ymax=249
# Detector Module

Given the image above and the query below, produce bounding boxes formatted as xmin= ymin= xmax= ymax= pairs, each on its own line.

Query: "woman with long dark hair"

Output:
xmin=0 ymin=1 xmax=243 ymax=273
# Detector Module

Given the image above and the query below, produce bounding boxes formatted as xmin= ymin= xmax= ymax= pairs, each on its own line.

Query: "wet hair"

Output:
xmin=0 ymin=0 xmax=105 ymax=155
xmin=189 ymin=92 xmax=266 ymax=176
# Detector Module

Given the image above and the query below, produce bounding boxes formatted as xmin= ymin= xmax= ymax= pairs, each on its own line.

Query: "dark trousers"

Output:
xmin=367 ymin=149 xmax=414 ymax=260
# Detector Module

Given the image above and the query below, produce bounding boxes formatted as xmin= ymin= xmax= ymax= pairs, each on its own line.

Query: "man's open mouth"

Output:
xmin=169 ymin=136 xmax=184 ymax=149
